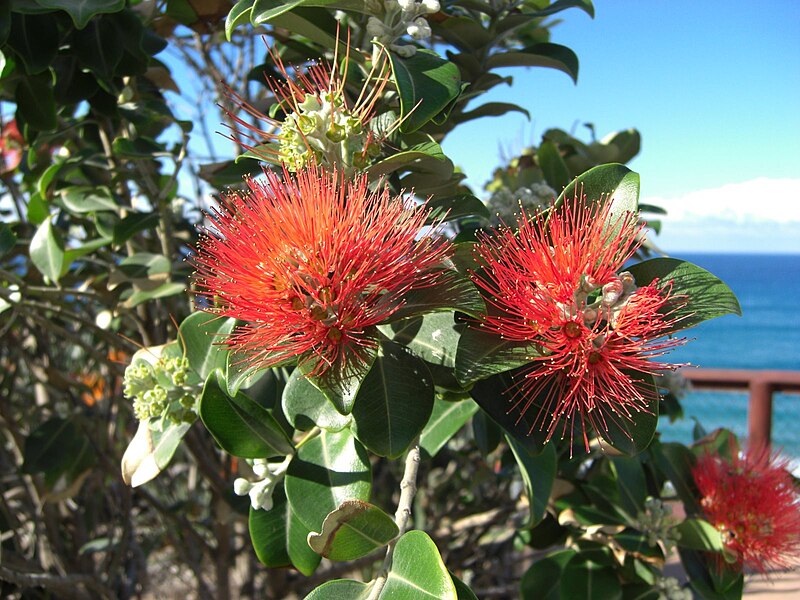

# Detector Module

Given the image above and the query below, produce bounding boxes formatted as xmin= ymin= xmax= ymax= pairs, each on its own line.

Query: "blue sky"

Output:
xmin=442 ymin=1 xmax=800 ymax=253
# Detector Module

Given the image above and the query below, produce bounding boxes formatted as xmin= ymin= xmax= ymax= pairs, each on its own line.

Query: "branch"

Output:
xmin=0 ymin=564 xmax=115 ymax=600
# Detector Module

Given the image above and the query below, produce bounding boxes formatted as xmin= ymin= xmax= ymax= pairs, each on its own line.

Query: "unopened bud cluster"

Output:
xmin=234 ymin=457 xmax=291 ymax=511
xmin=637 ymin=497 xmax=680 ymax=551
xmin=279 ymin=91 xmax=380 ymax=174
xmin=654 ymin=576 xmax=692 ymax=600
xmin=123 ymin=356 xmax=197 ymax=426
xmin=367 ymin=0 xmax=440 ymax=57
xmin=487 ymin=183 xmax=555 ymax=225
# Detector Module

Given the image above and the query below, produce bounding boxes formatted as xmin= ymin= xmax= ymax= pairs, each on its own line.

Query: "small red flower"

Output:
xmin=472 ymin=199 xmax=686 ymax=450
xmin=192 ymin=165 xmax=450 ymax=379
xmin=692 ymin=446 xmax=800 ymax=573
xmin=0 ymin=119 xmax=23 ymax=174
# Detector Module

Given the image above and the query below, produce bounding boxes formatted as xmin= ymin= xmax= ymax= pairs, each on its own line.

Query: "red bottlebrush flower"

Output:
xmin=472 ymin=199 xmax=686 ymax=450
xmin=0 ymin=119 xmax=23 ymax=173
xmin=192 ymin=165 xmax=450 ymax=379
xmin=224 ymin=40 xmax=392 ymax=174
xmin=692 ymin=447 xmax=800 ymax=573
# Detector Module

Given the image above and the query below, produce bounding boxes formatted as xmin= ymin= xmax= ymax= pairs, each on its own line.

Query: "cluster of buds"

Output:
xmin=367 ymin=0 xmax=440 ymax=57
xmin=123 ymin=354 xmax=197 ymax=427
xmin=278 ymin=89 xmax=381 ymax=173
xmin=234 ymin=457 xmax=291 ymax=511
xmin=653 ymin=576 xmax=691 ymax=600
xmin=636 ymin=497 xmax=680 ymax=551
xmin=487 ymin=183 xmax=556 ymax=225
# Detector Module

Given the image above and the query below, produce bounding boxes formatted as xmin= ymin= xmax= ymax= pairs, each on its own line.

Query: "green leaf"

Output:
xmin=121 ymin=419 xmax=192 ymax=487
xmin=610 ymin=456 xmax=647 ymax=516
xmin=113 ymin=212 xmax=160 ymax=245
xmin=307 ymin=499 xmax=399 ymax=561
xmin=381 ymin=531 xmax=457 ymax=599
xmin=35 ymin=0 xmax=125 ymax=29
xmin=387 ymin=48 xmax=462 ymax=133
xmin=61 ymin=236 xmax=112 ymax=275
xmin=457 ymin=102 xmax=530 ymax=124
xmin=179 ymin=312 xmax=235 ymax=380
xmin=451 ymin=571 xmax=479 ymax=600
xmin=379 ymin=312 xmax=461 ymax=368
xmin=0 ymin=222 xmax=16 ymax=258
xmin=22 ymin=417 xmax=96 ymax=491
xmin=674 ymin=519 xmax=724 ymax=553
xmin=426 ymin=194 xmax=490 ymax=223
xmin=366 ymin=140 xmax=446 ymax=178
xmin=507 ymin=436 xmax=556 ymax=528
xmin=304 ymin=580 xmax=370 ymax=600
xmin=199 ymin=371 xmax=294 ymax=458
xmin=300 ymin=349 xmax=376 ymax=415
xmin=388 ymin=269 xmax=485 ymax=321
xmin=109 ymin=252 xmax=170 ymax=290
xmin=60 ymin=185 xmax=118 ymax=213
xmin=597 ymin=375 xmax=659 ymax=456
xmin=112 ymin=137 xmax=164 ymax=159
xmin=72 ymin=17 xmax=124 ymax=79
xmin=123 ymin=281 xmax=185 ymax=308
xmin=537 ymin=140 xmax=570 ymax=191
xmin=419 ymin=397 xmax=479 ymax=458
xmin=560 ymin=556 xmax=623 ymax=600
xmin=650 ymin=441 xmax=699 ymax=513
xmin=626 ymin=258 xmax=742 ymax=331
xmin=288 ymin=503 xmax=322 ymax=575
xmin=486 ymin=43 xmax=579 ymax=83
xmin=284 ymin=429 xmax=371 ymax=532
xmin=225 ymin=0 xmax=254 ymax=40
xmin=520 ymin=549 xmax=575 ymax=600
xmin=455 ymin=326 xmax=541 ymax=386
xmin=8 ymin=13 xmax=58 ymax=74
xmin=282 ymin=368 xmax=352 ymax=432
xmin=249 ymin=487 xmax=291 ymax=568
xmin=434 ymin=16 xmax=492 ymax=50
xmin=30 ymin=219 xmax=64 ymax=283
xmin=16 ymin=73 xmax=57 ymax=131
xmin=350 ymin=341 xmax=434 ymax=459
xmin=556 ymin=163 xmax=640 ymax=225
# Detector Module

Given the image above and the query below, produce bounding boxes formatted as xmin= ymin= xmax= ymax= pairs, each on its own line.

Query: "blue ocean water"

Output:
xmin=656 ymin=253 xmax=800 ymax=456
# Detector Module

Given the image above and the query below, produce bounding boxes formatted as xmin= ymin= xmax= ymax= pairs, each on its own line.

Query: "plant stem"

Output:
xmin=368 ymin=437 xmax=421 ymax=599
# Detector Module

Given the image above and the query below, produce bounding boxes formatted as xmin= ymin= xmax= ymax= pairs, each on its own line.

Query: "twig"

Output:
xmin=368 ymin=437 xmax=422 ymax=599
xmin=0 ymin=564 xmax=115 ymax=600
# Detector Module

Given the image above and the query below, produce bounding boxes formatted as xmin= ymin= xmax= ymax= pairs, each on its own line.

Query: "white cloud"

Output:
xmin=643 ymin=178 xmax=800 ymax=224
xmin=641 ymin=178 xmax=800 ymax=253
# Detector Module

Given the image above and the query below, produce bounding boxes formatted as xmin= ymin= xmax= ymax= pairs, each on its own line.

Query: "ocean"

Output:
xmin=656 ymin=253 xmax=800 ymax=457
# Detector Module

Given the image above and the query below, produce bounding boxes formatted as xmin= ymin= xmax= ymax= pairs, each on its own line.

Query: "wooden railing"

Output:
xmin=679 ymin=369 xmax=800 ymax=449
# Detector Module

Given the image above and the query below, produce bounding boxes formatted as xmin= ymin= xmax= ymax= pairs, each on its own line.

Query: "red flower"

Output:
xmin=225 ymin=41 xmax=392 ymax=174
xmin=472 ymin=199 xmax=686 ymax=450
xmin=692 ymin=447 xmax=800 ymax=573
xmin=0 ymin=119 xmax=23 ymax=174
xmin=192 ymin=165 xmax=450 ymax=379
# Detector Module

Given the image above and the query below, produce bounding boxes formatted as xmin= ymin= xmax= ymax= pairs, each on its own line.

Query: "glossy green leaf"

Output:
xmin=8 ymin=13 xmax=58 ymax=74
xmin=610 ymin=456 xmax=647 ymax=516
xmin=300 ymin=350 xmax=375 ymax=415
xmin=282 ymin=368 xmax=352 ymax=432
xmin=350 ymin=341 xmax=434 ymax=459
xmin=304 ymin=580 xmax=370 ymax=600
xmin=249 ymin=487 xmax=291 ymax=568
xmin=61 ymin=236 xmax=112 ymax=276
xmin=72 ymin=18 xmax=124 ymax=79
xmin=419 ymin=397 xmax=479 ymax=458
xmin=30 ymin=219 xmax=64 ymax=283
xmin=426 ymin=193 xmax=491 ymax=223
xmin=36 ymin=0 xmax=125 ymax=29
xmin=674 ymin=518 xmax=724 ymax=553
xmin=435 ymin=16 xmax=492 ymax=50
xmin=108 ymin=252 xmax=170 ymax=290
xmin=307 ymin=499 xmax=399 ymax=561
xmin=123 ymin=281 xmax=185 ymax=308
xmin=597 ymin=375 xmax=659 ymax=456
xmin=226 ymin=348 xmax=276 ymax=395
xmin=626 ymin=258 xmax=742 ymax=331
xmin=507 ymin=436 xmax=556 ymax=527
xmin=520 ymin=549 xmax=575 ymax=600
xmin=650 ymin=441 xmax=699 ymax=513
xmin=113 ymin=212 xmax=160 ymax=245
xmin=284 ymin=429 xmax=371 ymax=532
xmin=455 ymin=326 xmax=541 ymax=386
xmin=16 ymin=73 xmax=57 ymax=131
xmin=451 ymin=571 xmax=479 ymax=600
xmin=388 ymin=48 xmax=462 ymax=133
xmin=366 ymin=140 xmax=446 ymax=178
xmin=0 ymin=222 xmax=16 ymax=257
xmin=388 ymin=269 xmax=484 ymax=321
xmin=486 ymin=43 xmax=579 ymax=83
xmin=179 ymin=312 xmax=235 ymax=380
xmin=225 ymin=0 xmax=254 ymax=40
xmin=199 ymin=371 xmax=294 ymax=458
xmin=560 ymin=556 xmax=623 ymax=600
xmin=112 ymin=137 xmax=164 ymax=159
xmin=121 ymin=419 xmax=191 ymax=487
xmin=288 ymin=504 xmax=322 ymax=575
xmin=457 ymin=102 xmax=530 ymax=124
xmin=381 ymin=531 xmax=457 ymax=599
xmin=556 ymin=163 xmax=640 ymax=225
xmin=379 ymin=312 xmax=462 ymax=368
xmin=680 ymin=549 xmax=743 ymax=600
xmin=537 ymin=140 xmax=570 ymax=191
xmin=60 ymin=186 xmax=118 ymax=213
